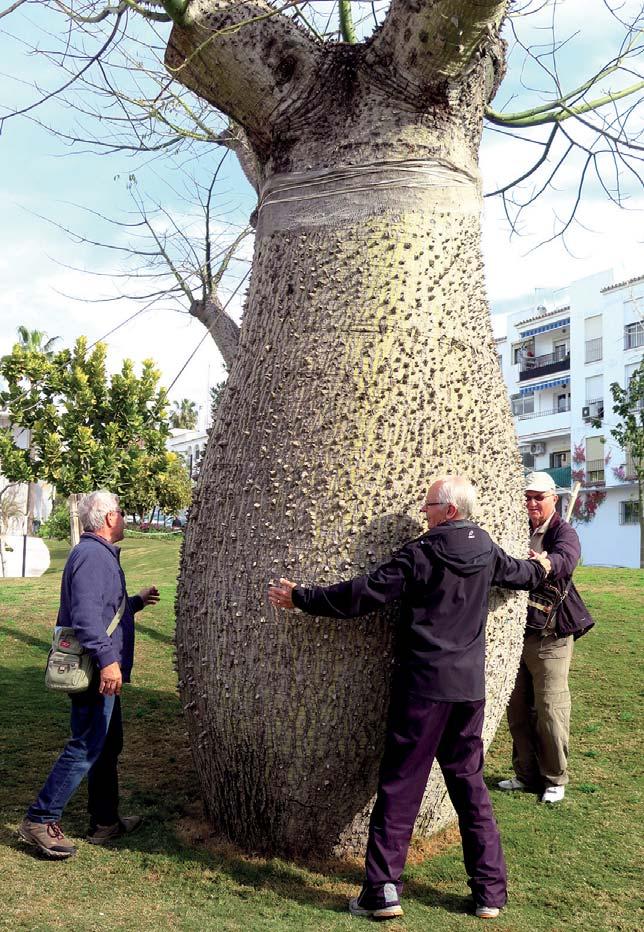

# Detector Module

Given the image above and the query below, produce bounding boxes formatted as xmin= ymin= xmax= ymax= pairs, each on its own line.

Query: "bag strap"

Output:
xmin=106 ymin=595 xmax=127 ymax=638
xmin=557 ymin=578 xmax=574 ymax=608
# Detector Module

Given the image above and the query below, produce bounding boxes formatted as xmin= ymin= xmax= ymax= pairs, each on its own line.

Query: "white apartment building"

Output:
xmin=495 ymin=269 xmax=643 ymax=568
xmin=0 ymin=410 xmax=54 ymax=535
xmin=167 ymin=427 xmax=208 ymax=479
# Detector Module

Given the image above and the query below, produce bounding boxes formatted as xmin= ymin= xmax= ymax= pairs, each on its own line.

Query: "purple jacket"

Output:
xmin=292 ymin=520 xmax=545 ymax=702
xmin=528 ymin=512 xmax=594 ymax=639
xmin=57 ymin=533 xmax=143 ymax=681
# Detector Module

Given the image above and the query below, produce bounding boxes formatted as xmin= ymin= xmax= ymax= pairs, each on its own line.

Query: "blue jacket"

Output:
xmin=292 ymin=520 xmax=545 ymax=702
xmin=57 ymin=533 xmax=143 ymax=681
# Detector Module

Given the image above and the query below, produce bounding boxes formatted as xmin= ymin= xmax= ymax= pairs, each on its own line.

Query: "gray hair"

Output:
xmin=436 ymin=475 xmax=476 ymax=519
xmin=78 ymin=490 xmax=120 ymax=532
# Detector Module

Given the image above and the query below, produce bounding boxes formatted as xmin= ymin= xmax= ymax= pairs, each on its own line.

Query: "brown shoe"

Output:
xmin=86 ymin=815 xmax=143 ymax=845
xmin=18 ymin=818 xmax=77 ymax=859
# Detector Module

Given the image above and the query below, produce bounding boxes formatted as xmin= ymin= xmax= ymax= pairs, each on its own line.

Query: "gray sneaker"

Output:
xmin=86 ymin=815 xmax=143 ymax=845
xmin=18 ymin=818 xmax=77 ymax=859
xmin=497 ymin=776 xmax=527 ymax=791
xmin=348 ymin=883 xmax=404 ymax=920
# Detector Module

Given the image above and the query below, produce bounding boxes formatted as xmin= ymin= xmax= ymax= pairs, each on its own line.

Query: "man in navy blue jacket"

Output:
xmin=269 ymin=475 xmax=550 ymax=921
xmin=18 ymin=490 xmax=159 ymax=859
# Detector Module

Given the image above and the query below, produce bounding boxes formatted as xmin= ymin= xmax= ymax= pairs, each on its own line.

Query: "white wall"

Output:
xmin=575 ymin=487 xmax=640 ymax=568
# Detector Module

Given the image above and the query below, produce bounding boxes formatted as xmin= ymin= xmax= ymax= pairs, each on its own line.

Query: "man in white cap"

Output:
xmin=498 ymin=471 xmax=593 ymax=803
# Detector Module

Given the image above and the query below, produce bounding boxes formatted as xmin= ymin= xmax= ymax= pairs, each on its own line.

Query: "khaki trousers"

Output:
xmin=507 ymin=633 xmax=573 ymax=788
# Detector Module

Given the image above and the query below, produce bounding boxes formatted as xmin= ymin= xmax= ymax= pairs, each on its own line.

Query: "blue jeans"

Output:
xmin=27 ymin=679 xmax=123 ymax=827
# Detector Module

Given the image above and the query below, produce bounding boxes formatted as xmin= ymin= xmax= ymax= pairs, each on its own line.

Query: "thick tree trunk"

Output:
xmin=169 ymin=1 xmax=520 ymax=857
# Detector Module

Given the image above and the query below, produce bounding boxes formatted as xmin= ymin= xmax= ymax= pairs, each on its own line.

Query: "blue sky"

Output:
xmin=1 ymin=1 xmax=642 ymax=420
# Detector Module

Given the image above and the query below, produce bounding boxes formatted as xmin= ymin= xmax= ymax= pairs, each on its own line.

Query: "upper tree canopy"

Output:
xmin=1 ymin=1 xmax=640 ymax=243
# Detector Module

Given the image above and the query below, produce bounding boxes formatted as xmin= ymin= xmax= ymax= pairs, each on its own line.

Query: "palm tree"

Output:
xmin=15 ymin=326 xmax=61 ymax=357
xmin=170 ymin=399 xmax=199 ymax=430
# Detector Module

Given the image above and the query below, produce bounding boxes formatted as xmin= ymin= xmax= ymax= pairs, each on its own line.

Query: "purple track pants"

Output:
xmin=364 ymin=693 xmax=507 ymax=909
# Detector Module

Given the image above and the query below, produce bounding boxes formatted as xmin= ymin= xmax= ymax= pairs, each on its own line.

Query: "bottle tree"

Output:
xmin=167 ymin=0 xmax=531 ymax=857
xmin=3 ymin=0 xmax=641 ymax=858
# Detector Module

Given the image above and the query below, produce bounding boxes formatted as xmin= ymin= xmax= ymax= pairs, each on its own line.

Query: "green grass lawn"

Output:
xmin=0 ymin=540 xmax=642 ymax=931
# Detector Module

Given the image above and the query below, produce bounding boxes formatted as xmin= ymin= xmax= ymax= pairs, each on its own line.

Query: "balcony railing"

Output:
xmin=585 ymin=337 xmax=602 ymax=363
xmin=624 ymin=322 xmax=644 ymax=350
xmin=583 ymin=398 xmax=604 ymax=422
xmin=586 ymin=459 xmax=605 ymax=484
xmin=543 ymin=466 xmax=572 ymax=487
xmin=516 ymin=401 xmax=571 ymax=420
xmin=519 ymin=351 xmax=570 ymax=381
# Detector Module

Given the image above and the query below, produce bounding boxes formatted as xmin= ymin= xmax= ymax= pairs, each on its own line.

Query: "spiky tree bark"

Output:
xmin=167 ymin=0 xmax=525 ymax=857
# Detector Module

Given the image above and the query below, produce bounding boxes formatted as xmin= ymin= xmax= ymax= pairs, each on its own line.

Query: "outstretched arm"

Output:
xmin=268 ymin=548 xmax=415 ymax=619
xmin=491 ymin=545 xmax=549 ymax=590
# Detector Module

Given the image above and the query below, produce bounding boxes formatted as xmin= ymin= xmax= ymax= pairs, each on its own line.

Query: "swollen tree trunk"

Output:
xmin=167 ymin=0 xmax=521 ymax=857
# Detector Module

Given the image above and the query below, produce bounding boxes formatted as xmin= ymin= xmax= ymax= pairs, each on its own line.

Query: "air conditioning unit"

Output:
xmin=529 ymin=442 xmax=546 ymax=455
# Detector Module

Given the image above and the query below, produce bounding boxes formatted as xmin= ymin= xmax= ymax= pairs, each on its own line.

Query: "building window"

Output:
xmin=557 ymin=393 xmax=570 ymax=412
xmin=619 ymin=501 xmax=640 ymax=525
xmin=585 ymin=337 xmax=602 ymax=363
xmin=624 ymin=321 xmax=644 ymax=350
xmin=585 ymin=374 xmax=603 ymax=403
xmin=586 ymin=436 xmax=605 ymax=484
xmin=550 ymin=451 xmax=568 ymax=468
xmin=512 ymin=393 xmax=534 ymax=416
xmin=521 ymin=451 xmax=535 ymax=469
xmin=553 ymin=339 xmax=569 ymax=361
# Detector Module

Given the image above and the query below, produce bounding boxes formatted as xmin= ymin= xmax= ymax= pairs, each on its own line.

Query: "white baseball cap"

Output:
xmin=525 ymin=471 xmax=557 ymax=493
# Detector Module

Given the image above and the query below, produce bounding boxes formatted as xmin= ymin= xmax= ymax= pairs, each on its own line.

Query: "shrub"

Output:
xmin=38 ymin=501 xmax=71 ymax=541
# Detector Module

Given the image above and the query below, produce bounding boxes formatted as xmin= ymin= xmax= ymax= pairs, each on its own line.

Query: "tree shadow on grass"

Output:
xmin=0 ymin=624 xmax=49 ymax=651
xmin=134 ymin=620 xmax=175 ymax=647
xmin=0 ymin=662 xmax=468 ymax=919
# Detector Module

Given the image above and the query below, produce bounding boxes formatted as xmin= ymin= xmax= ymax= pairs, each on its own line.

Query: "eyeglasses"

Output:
xmin=525 ymin=494 xmax=553 ymax=502
xmin=111 ymin=509 xmax=125 ymax=517
xmin=421 ymin=501 xmax=445 ymax=508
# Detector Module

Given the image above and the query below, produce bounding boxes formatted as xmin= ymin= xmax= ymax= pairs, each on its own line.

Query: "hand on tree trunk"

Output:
xmin=268 ymin=578 xmax=297 ymax=610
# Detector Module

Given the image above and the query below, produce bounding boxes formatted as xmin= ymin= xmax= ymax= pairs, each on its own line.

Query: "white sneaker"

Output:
xmin=541 ymin=785 xmax=565 ymax=803
xmin=497 ymin=776 xmax=526 ymax=791
xmin=475 ymin=905 xmax=501 ymax=919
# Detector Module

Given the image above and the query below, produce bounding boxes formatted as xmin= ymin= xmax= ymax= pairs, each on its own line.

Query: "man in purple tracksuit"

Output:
xmin=18 ymin=490 xmax=159 ymax=859
xmin=269 ymin=475 xmax=550 ymax=921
